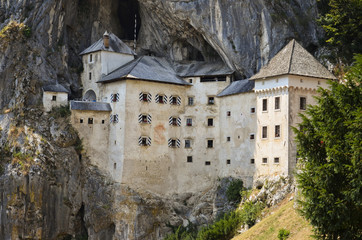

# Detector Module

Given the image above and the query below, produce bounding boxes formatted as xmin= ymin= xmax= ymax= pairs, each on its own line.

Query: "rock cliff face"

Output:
xmin=0 ymin=0 xmax=321 ymax=239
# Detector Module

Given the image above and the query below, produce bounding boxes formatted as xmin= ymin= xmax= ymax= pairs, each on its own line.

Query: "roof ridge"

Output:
xmin=126 ymin=56 xmax=144 ymax=77
xmin=287 ymin=39 xmax=295 ymax=74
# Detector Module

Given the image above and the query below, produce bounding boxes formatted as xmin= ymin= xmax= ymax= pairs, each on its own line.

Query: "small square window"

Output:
xmin=262 ymin=99 xmax=268 ymax=111
xmin=227 ymin=111 xmax=231 ymax=116
xmin=171 ymin=139 xmax=176 ymax=147
xmin=185 ymin=139 xmax=191 ymax=148
xmin=262 ymin=158 xmax=268 ymax=164
xmin=80 ymin=119 xmax=83 ymax=123
xmin=187 ymin=156 xmax=193 ymax=162
xmin=250 ymin=159 xmax=255 ymax=164
xmin=274 ymin=157 xmax=280 ymax=164
xmin=208 ymin=97 xmax=215 ymax=105
xmin=186 ymin=118 xmax=193 ymax=126
xmin=205 ymin=161 xmax=211 ymax=165
xmin=250 ymin=134 xmax=255 ymax=140
xmin=102 ymin=120 xmax=105 ymax=124
xmin=207 ymin=140 xmax=213 ymax=148
xmin=275 ymin=125 xmax=280 ymax=138
xmin=227 ymin=137 xmax=231 ymax=142
xmin=275 ymin=97 xmax=280 ymax=110
xmin=142 ymin=93 xmax=148 ymax=102
xmin=52 ymin=95 xmax=57 ymax=101
xmin=142 ymin=115 xmax=148 ymax=123
xmin=172 ymin=118 xmax=177 ymax=126
xmin=188 ymin=97 xmax=194 ymax=106
xmin=171 ymin=96 xmax=178 ymax=105
xmin=250 ymin=107 xmax=255 ymax=113
xmin=159 ymin=95 xmax=164 ymax=104
xmin=300 ymin=97 xmax=306 ymax=110
xmin=226 ymin=159 xmax=231 ymax=164
xmin=141 ymin=138 xmax=147 ymax=146
xmin=189 ymin=79 xmax=193 ymax=83
xmin=207 ymin=118 xmax=213 ymax=126
xmin=262 ymin=126 xmax=268 ymax=139
xmin=88 ymin=118 xmax=93 ymax=124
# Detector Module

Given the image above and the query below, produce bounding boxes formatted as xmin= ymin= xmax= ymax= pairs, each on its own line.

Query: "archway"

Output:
xmin=83 ymin=90 xmax=96 ymax=101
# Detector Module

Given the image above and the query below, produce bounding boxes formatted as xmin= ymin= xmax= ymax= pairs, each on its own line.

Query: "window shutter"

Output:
xmin=115 ymin=93 xmax=119 ymax=102
xmin=147 ymin=114 xmax=152 ymax=124
xmin=138 ymin=114 xmax=143 ymax=123
xmin=139 ymin=92 xmax=143 ymax=101
xmin=147 ymin=137 xmax=152 ymax=146
xmin=169 ymin=116 xmax=173 ymax=125
xmin=176 ymin=139 xmax=181 ymax=148
xmin=109 ymin=114 xmax=113 ymax=123
xmin=114 ymin=114 xmax=119 ymax=123
xmin=147 ymin=93 xmax=152 ymax=102
xmin=168 ymin=138 xmax=172 ymax=147
xmin=164 ymin=95 xmax=168 ymax=103
xmin=138 ymin=137 xmax=143 ymax=146
xmin=177 ymin=117 xmax=181 ymax=126
xmin=110 ymin=94 xmax=114 ymax=102
xmin=155 ymin=94 xmax=159 ymax=103
xmin=169 ymin=95 xmax=173 ymax=104
xmin=177 ymin=96 xmax=181 ymax=105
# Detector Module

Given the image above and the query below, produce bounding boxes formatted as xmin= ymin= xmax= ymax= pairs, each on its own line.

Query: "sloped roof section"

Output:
xmin=99 ymin=56 xmax=191 ymax=86
xmin=43 ymin=84 xmax=69 ymax=93
xmin=174 ymin=61 xmax=234 ymax=77
xmin=250 ymin=39 xmax=336 ymax=80
xmin=217 ymin=79 xmax=255 ymax=97
xmin=80 ymin=33 xmax=136 ymax=56
xmin=70 ymin=101 xmax=112 ymax=112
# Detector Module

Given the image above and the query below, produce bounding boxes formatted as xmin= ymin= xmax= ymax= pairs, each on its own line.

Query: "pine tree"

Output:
xmin=295 ymin=55 xmax=362 ymax=239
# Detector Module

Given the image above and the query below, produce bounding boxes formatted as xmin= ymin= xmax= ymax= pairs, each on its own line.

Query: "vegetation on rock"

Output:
xmin=226 ymin=179 xmax=245 ymax=203
xmin=294 ymin=55 xmax=362 ymax=239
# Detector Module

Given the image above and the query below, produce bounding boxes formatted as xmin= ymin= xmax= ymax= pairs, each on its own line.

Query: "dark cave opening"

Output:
xmin=117 ymin=0 xmax=141 ymax=40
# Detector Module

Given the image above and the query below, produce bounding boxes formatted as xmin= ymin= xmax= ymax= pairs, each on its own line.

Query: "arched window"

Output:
xmin=83 ymin=90 xmax=96 ymax=102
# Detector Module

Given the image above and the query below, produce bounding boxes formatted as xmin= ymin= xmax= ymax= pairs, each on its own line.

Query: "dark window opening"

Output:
xmin=274 ymin=157 xmax=280 ymax=164
xmin=262 ymin=99 xmax=267 ymax=111
xmin=142 ymin=115 xmax=148 ymax=123
xmin=114 ymin=163 xmax=117 ymax=169
xmin=171 ymin=96 xmax=177 ymax=105
xmin=227 ymin=111 xmax=231 ymax=116
xmin=250 ymin=134 xmax=255 ymax=140
xmin=185 ymin=140 xmax=191 ymax=148
xmin=275 ymin=125 xmax=280 ymax=138
xmin=227 ymin=159 xmax=231 ymax=164
xmin=200 ymin=75 xmax=227 ymax=82
xmin=159 ymin=95 xmax=164 ymax=103
xmin=275 ymin=97 xmax=280 ymax=110
xmin=171 ymin=118 xmax=177 ymax=126
xmin=262 ymin=126 xmax=268 ymax=138
xmin=189 ymin=79 xmax=193 ymax=83
xmin=207 ymin=140 xmax=213 ymax=148
xmin=89 ymin=72 xmax=92 ymax=80
xmin=251 ymin=107 xmax=255 ymax=113
xmin=171 ymin=139 xmax=176 ymax=147
xmin=52 ymin=95 xmax=57 ymax=101
xmin=186 ymin=118 xmax=192 ymax=126
xmin=300 ymin=97 xmax=306 ymax=110
xmin=141 ymin=138 xmax=147 ymax=146
xmin=142 ymin=93 xmax=148 ymax=102
xmin=262 ymin=158 xmax=268 ymax=164
xmin=102 ymin=120 xmax=105 ymax=124
xmin=187 ymin=156 xmax=193 ymax=163
xmin=250 ymin=159 xmax=255 ymax=164
xmin=80 ymin=119 xmax=84 ymax=123
xmin=227 ymin=137 xmax=231 ymax=142
xmin=88 ymin=118 xmax=93 ymax=124
xmin=208 ymin=97 xmax=215 ymax=105
xmin=89 ymin=54 xmax=93 ymax=62
xmin=205 ymin=161 xmax=211 ymax=165
xmin=188 ymin=97 xmax=194 ymax=106
xmin=208 ymin=118 xmax=213 ymax=126
xmin=117 ymin=0 xmax=141 ymax=40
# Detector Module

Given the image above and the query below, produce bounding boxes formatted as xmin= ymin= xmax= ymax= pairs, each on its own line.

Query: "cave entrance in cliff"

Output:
xmin=117 ymin=0 xmax=141 ymax=40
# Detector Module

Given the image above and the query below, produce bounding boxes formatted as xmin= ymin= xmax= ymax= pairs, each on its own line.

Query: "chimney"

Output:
xmin=103 ymin=31 xmax=110 ymax=48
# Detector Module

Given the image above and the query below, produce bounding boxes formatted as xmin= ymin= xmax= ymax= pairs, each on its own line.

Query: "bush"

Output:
xmin=51 ymin=105 xmax=70 ymax=118
xmin=226 ymin=179 xmax=244 ymax=202
xmin=164 ymin=226 xmax=196 ymax=240
xmin=278 ymin=228 xmax=290 ymax=240
xmin=240 ymin=201 xmax=265 ymax=227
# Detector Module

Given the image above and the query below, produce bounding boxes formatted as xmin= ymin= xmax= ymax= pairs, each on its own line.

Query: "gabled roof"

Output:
xmin=80 ymin=32 xmax=136 ymax=56
xmin=43 ymin=84 xmax=69 ymax=93
xmin=250 ymin=39 xmax=336 ymax=80
xmin=98 ymin=56 xmax=191 ymax=86
xmin=174 ymin=61 xmax=234 ymax=77
xmin=217 ymin=80 xmax=254 ymax=97
xmin=70 ymin=101 xmax=112 ymax=112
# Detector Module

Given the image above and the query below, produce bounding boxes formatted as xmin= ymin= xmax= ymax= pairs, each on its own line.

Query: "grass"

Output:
xmin=232 ymin=199 xmax=313 ymax=240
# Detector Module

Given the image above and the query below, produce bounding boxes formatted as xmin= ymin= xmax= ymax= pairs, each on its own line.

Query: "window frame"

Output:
xmin=262 ymin=157 xmax=268 ymax=164
xmin=250 ymin=134 xmax=255 ymax=140
xmin=275 ymin=125 xmax=281 ymax=138
xmin=250 ymin=158 xmax=255 ymax=164
xmin=262 ymin=126 xmax=268 ymax=139
xmin=275 ymin=97 xmax=280 ymax=110
xmin=250 ymin=107 xmax=256 ymax=114
xmin=186 ymin=118 xmax=193 ymax=126
xmin=262 ymin=99 xmax=268 ymax=112
xmin=207 ymin=139 xmax=214 ymax=148
xmin=207 ymin=118 xmax=214 ymax=127
xmin=300 ymin=97 xmax=307 ymax=110
xmin=185 ymin=139 xmax=191 ymax=148
xmin=187 ymin=156 xmax=193 ymax=163
xmin=208 ymin=96 xmax=215 ymax=105
xmin=188 ymin=97 xmax=194 ymax=106
xmin=274 ymin=157 xmax=280 ymax=164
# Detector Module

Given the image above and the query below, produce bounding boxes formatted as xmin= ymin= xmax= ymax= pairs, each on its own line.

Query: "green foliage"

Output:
xmin=278 ymin=228 xmax=290 ymax=240
xmin=239 ymin=201 xmax=265 ymax=227
xmin=295 ymin=55 xmax=362 ymax=239
xmin=23 ymin=25 xmax=32 ymax=38
xmin=196 ymin=211 xmax=242 ymax=240
xmin=74 ymin=138 xmax=83 ymax=153
xmin=318 ymin=0 xmax=362 ymax=64
xmin=226 ymin=179 xmax=244 ymax=203
xmin=164 ymin=226 xmax=197 ymax=240
xmin=51 ymin=105 xmax=71 ymax=118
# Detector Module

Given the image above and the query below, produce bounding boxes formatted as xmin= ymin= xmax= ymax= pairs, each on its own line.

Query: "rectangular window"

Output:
xmin=89 ymin=72 xmax=92 ymax=80
xmin=262 ymin=99 xmax=267 ymax=111
xmin=208 ymin=97 xmax=215 ymax=105
xmin=275 ymin=125 xmax=281 ymax=138
xmin=80 ymin=118 xmax=84 ymax=123
xmin=188 ymin=97 xmax=194 ymax=106
xmin=274 ymin=157 xmax=280 ymax=164
xmin=187 ymin=156 xmax=193 ymax=163
xmin=262 ymin=126 xmax=268 ymax=139
xmin=185 ymin=139 xmax=191 ymax=148
xmin=159 ymin=95 xmax=164 ymax=103
xmin=189 ymin=79 xmax=193 ymax=83
xmin=300 ymin=97 xmax=306 ymax=110
xmin=250 ymin=134 xmax=255 ymax=140
xmin=207 ymin=118 xmax=214 ymax=126
xmin=227 ymin=137 xmax=231 ymax=142
xmin=227 ymin=111 xmax=231 ymax=116
xmin=250 ymin=159 xmax=255 ymax=164
xmin=262 ymin=158 xmax=268 ymax=164
xmin=205 ymin=161 xmax=211 ymax=165
xmin=171 ymin=139 xmax=176 ymax=147
xmin=141 ymin=138 xmax=147 ymax=146
xmin=171 ymin=96 xmax=177 ymax=105
xmin=142 ymin=93 xmax=148 ymax=102
xmin=186 ymin=118 xmax=192 ymax=126
xmin=251 ymin=107 xmax=255 ymax=113
xmin=142 ymin=115 xmax=148 ymax=123
xmin=102 ymin=120 xmax=105 ymax=124
xmin=52 ymin=95 xmax=57 ymax=101
xmin=89 ymin=54 xmax=93 ymax=62
xmin=275 ymin=97 xmax=280 ymax=110
xmin=172 ymin=118 xmax=177 ymax=126
xmin=88 ymin=118 xmax=93 ymax=124
xmin=207 ymin=140 xmax=213 ymax=148
xmin=226 ymin=159 xmax=231 ymax=165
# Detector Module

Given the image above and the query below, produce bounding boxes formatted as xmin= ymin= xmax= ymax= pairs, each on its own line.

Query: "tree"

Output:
xmin=318 ymin=0 xmax=362 ymax=64
xmin=295 ymin=55 xmax=362 ymax=239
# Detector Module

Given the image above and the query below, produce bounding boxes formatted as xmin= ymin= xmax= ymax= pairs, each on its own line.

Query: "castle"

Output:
xmin=44 ymin=32 xmax=335 ymax=194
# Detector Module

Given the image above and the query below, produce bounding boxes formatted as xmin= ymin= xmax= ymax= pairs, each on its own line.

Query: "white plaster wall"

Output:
xmin=100 ymin=51 xmax=134 ymax=75
xmin=81 ymin=52 xmax=103 ymax=101
xmin=254 ymin=76 xmax=289 ymax=91
xmin=43 ymin=92 xmax=68 ymax=112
